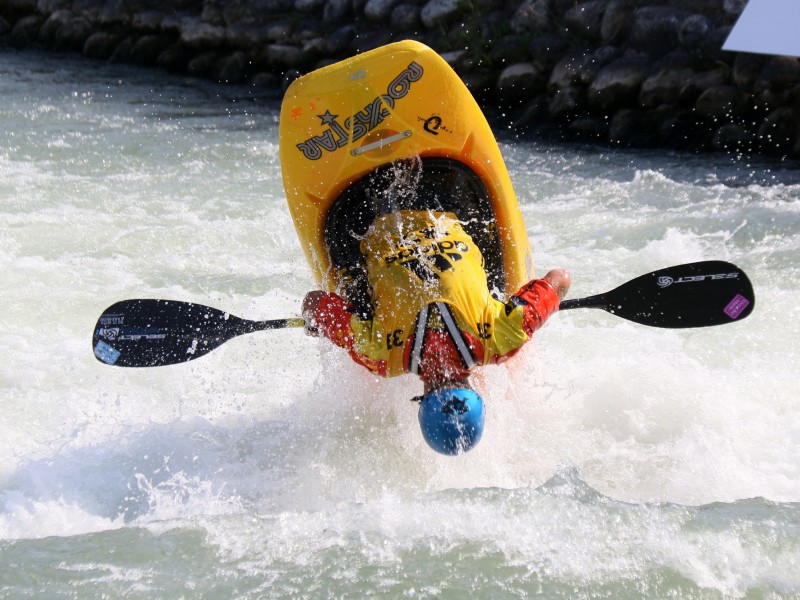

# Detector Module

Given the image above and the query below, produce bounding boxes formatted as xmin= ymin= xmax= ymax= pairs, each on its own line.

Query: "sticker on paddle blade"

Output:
xmin=94 ymin=340 xmax=121 ymax=365
xmin=724 ymin=294 xmax=750 ymax=320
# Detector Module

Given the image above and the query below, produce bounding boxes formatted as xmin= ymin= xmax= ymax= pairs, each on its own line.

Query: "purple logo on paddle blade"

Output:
xmin=724 ymin=294 xmax=750 ymax=319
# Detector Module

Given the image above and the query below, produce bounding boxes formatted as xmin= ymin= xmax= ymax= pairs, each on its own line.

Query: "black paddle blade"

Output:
xmin=559 ymin=261 xmax=755 ymax=328
xmin=93 ymin=299 xmax=257 ymax=367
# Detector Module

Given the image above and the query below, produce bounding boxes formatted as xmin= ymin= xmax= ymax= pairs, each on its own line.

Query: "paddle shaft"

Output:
xmin=92 ymin=261 xmax=754 ymax=367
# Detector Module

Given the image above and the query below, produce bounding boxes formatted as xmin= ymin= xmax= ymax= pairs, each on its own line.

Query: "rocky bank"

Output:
xmin=1 ymin=0 xmax=799 ymax=158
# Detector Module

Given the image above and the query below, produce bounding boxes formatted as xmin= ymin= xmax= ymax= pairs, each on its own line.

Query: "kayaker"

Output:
xmin=302 ymin=208 xmax=570 ymax=456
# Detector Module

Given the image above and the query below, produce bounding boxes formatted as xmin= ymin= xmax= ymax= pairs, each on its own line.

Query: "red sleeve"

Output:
xmin=510 ymin=278 xmax=560 ymax=337
xmin=314 ymin=293 xmax=355 ymax=349
xmin=313 ymin=293 xmax=388 ymax=377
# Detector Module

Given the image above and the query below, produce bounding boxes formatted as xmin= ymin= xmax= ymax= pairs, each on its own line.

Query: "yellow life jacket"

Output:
xmin=349 ymin=211 xmax=529 ymax=377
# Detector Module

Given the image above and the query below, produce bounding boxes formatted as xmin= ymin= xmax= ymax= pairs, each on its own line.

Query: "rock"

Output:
xmin=723 ymin=0 xmax=747 ymax=18
xmin=712 ymin=122 xmax=753 ymax=152
xmin=130 ymin=35 xmax=167 ymax=65
xmin=757 ymin=107 xmax=800 ymax=154
xmin=527 ymin=34 xmax=571 ymax=68
xmin=497 ymin=62 xmax=547 ymax=102
xmin=0 ymin=17 xmax=11 ymax=35
xmin=109 ymin=37 xmax=133 ymax=63
xmin=216 ymin=51 xmax=248 ymax=82
xmin=325 ymin=25 xmax=356 ymax=53
xmin=180 ymin=18 xmax=227 ymax=48
xmin=548 ymin=86 xmax=582 ymax=118
xmin=680 ymin=69 xmax=728 ymax=105
xmin=601 ymin=0 xmax=632 ymax=46
xmin=187 ymin=53 xmax=218 ymax=76
xmin=639 ymin=68 xmax=696 ymax=107
xmin=732 ymin=54 xmax=766 ymax=90
xmin=156 ymin=42 xmax=193 ymax=72
xmin=694 ymin=85 xmax=746 ymax=120
xmin=54 ymin=15 xmax=91 ymax=51
xmin=364 ymin=0 xmax=397 ymax=21
xmin=261 ymin=43 xmax=304 ymax=69
xmin=629 ymin=6 xmax=686 ymax=55
xmin=98 ymin=0 xmax=130 ymax=27
xmin=9 ymin=15 xmax=43 ymax=48
xmin=324 ymin=0 xmax=352 ymax=21
xmin=295 ymin=0 xmax=326 ymax=11
xmin=420 ymin=0 xmax=460 ymax=28
xmin=2 ymin=0 xmax=38 ymax=21
xmin=588 ymin=54 xmax=651 ymax=110
xmin=132 ymin=11 xmax=165 ymax=33
xmin=391 ymin=4 xmax=420 ymax=30
xmin=38 ymin=9 xmax=72 ymax=44
xmin=756 ymin=57 xmax=800 ymax=92
xmin=609 ymin=109 xmax=653 ymax=146
xmin=564 ymin=0 xmax=606 ymax=42
xmin=511 ymin=0 xmax=552 ymax=34
xmin=549 ymin=48 xmax=619 ymax=91
xmin=489 ymin=35 xmax=530 ymax=65
xmin=679 ymin=14 xmax=713 ymax=47
xmin=569 ymin=116 xmax=607 ymax=139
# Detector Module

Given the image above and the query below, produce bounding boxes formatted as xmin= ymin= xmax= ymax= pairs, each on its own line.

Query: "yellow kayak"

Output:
xmin=279 ymin=40 xmax=533 ymax=298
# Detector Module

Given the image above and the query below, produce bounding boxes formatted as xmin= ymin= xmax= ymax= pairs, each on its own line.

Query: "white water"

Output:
xmin=1 ymin=50 xmax=799 ymax=598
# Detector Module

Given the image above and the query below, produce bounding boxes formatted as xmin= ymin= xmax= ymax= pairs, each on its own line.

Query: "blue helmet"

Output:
xmin=417 ymin=388 xmax=485 ymax=455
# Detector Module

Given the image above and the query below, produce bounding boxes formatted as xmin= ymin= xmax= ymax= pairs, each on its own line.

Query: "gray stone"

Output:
xmin=588 ymin=55 xmax=651 ymax=110
xmin=629 ymin=6 xmax=686 ymax=55
xmin=732 ymin=54 xmax=766 ymax=90
xmin=262 ymin=43 xmax=304 ymax=69
xmin=324 ymin=0 xmax=352 ymax=21
xmin=132 ymin=11 xmax=165 ymax=33
xmin=391 ymin=4 xmax=420 ymax=30
xmin=712 ymin=123 xmax=753 ymax=151
xmin=38 ymin=9 xmax=72 ymax=43
xmin=217 ymin=51 xmax=248 ymax=82
xmin=0 ymin=17 xmax=11 ymax=35
xmin=180 ymin=18 xmax=227 ymax=48
xmin=365 ymin=0 xmax=398 ymax=21
xmin=295 ymin=0 xmax=326 ymax=12
xmin=756 ymin=57 xmax=800 ymax=92
xmin=511 ymin=0 xmax=552 ymax=33
xmin=97 ymin=0 xmax=130 ymax=27
xmin=694 ymin=85 xmax=746 ymax=120
xmin=497 ymin=62 xmax=546 ymax=99
xmin=420 ymin=0 xmax=459 ymax=28
xmin=679 ymin=14 xmax=713 ymax=47
xmin=757 ymin=107 xmax=800 ymax=154
xmin=564 ymin=0 xmax=606 ymax=42
xmin=130 ymin=35 xmax=167 ymax=65
xmin=601 ymin=0 xmax=631 ymax=45
xmin=54 ymin=15 xmax=91 ymax=51
xmin=528 ymin=34 xmax=570 ymax=68
xmin=639 ymin=68 xmax=696 ymax=107
xmin=548 ymin=86 xmax=582 ymax=117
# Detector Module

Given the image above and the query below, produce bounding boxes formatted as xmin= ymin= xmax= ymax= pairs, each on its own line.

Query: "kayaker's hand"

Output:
xmin=302 ymin=291 xmax=326 ymax=336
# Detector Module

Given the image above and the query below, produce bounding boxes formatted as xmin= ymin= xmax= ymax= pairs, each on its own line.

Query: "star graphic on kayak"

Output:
xmin=318 ymin=110 xmax=338 ymax=125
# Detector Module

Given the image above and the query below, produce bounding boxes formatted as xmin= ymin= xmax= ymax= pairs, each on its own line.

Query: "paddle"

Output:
xmin=558 ymin=260 xmax=754 ymax=328
xmin=92 ymin=261 xmax=754 ymax=367
xmin=92 ymin=299 xmax=304 ymax=367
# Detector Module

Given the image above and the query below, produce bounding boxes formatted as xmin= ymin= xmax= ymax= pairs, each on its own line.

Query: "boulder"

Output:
xmin=364 ymin=0 xmax=397 ymax=21
xmin=420 ymin=0 xmax=460 ymax=28
xmin=564 ymin=0 xmax=606 ymax=42
xmin=629 ymin=6 xmax=686 ymax=55
xmin=601 ymin=0 xmax=632 ymax=46
xmin=511 ymin=0 xmax=552 ymax=34
xmin=497 ymin=62 xmax=547 ymax=101
xmin=180 ymin=18 xmax=227 ymax=48
xmin=391 ymin=4 xmax=420 ymax=30
xmin=588 ymin=54 xmax=651 ymax=110
xmin=549 ymin=47 xmax=621 ymax=91
xmin=757 ymin=107 xmax=800 ymax=154
xmin=694 ymin=85 xmax=746 ymax=120
xmin=679 ymin=14 xmax=713 ymax=47
xmin=639 ymin=68 xmax=696 ymax=107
